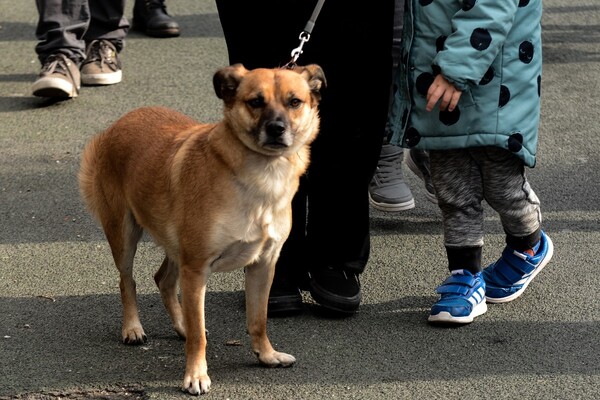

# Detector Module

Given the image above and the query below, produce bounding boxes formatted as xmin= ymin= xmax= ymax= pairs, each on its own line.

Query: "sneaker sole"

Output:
xmin=131 ymin=21 xmax=181 ymax=38
xmin=309 ymin=283 xmax=360 ymax=315
xmin=428 ymin=301 xmax=488 ymax=324
xmin=368 ymin=193 xmax=415 ymax=212
xmin=146 ymin=28 xmax=181 ymax=38
xmin=32 ymin=78 xmax=78 ymax=98
xmin=81 ymin=70 xmax=122 ymax=86
xmin=405 ymin=151 xmax=438 ymax=204
xmin=485 ymin=235 xmax=554 ymax=304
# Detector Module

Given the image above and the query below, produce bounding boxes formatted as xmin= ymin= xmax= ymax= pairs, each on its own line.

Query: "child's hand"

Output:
xmin=426 ymin=74 xmax=462 ymax=112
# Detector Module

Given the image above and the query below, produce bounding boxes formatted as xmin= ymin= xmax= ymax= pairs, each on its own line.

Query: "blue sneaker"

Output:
xmin=482 ymin=231 xmax=553 ymax=304
xmin=428 ymin=270 xmax=487 ymax=324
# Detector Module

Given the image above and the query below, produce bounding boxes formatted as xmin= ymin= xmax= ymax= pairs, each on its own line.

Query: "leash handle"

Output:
xmin=284 ymin=0 xmax=325 ymax=68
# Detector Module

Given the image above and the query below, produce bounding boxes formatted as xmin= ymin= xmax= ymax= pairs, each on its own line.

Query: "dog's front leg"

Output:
xmin=245 ymin=261 xmax=296 ymax=367
xmin=180 ymin=265 xmax=211 ymax=395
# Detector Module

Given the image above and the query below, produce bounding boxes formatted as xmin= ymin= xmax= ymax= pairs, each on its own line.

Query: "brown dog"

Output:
xmin=78 ymin=63 xmax=326 ymax=395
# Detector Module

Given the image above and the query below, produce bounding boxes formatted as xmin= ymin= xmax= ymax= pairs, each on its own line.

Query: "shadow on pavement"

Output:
xmin=2 ymin=291 xmax=598 ymax=397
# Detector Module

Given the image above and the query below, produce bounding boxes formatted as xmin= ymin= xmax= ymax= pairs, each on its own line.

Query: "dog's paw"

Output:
xmin=121 ymin=327 xmax=147 ymax=345
xmin=182 ymin=373 xmax=211 ymax=395
xmin=257 ymin=351 xmax=296 ymax=368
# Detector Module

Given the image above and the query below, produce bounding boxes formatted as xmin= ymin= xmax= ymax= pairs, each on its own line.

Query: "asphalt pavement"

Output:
xmin=1 ymin=1 xmax=599 ymax=399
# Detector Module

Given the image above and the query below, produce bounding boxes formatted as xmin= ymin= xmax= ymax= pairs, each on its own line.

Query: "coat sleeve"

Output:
xmin=432 ymin=0 xmax=519 ymax=91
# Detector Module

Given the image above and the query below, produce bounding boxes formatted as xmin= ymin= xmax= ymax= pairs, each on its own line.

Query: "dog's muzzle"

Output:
xmin=262 ymin=120 xmax=291 ymax=148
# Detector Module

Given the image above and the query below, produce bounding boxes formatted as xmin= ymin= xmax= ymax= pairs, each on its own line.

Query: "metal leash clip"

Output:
xmin=284 ymin=31 xmax=311 ymax=69
xmin=291 ymin=31 xmax=311 ymax=63
xmin=282 ymin=0 xmax=325 ymax=69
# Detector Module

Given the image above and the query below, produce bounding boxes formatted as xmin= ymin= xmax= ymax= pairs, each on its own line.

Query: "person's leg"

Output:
xmin=429 ymin=149 xmax=485 ymax=273
xmin=478 ymin=147 xmax=552 ymax=303
xmin=33 ymin=0 xmax=88 ymax=98
xmin=301 ymin=0 xmax=394 ymax=314
xmin=215 ymin=0 xmax=317 ymax=316
xmin=35 ymin=0 xmax=89 ymax=63
xmin=478 ymin=147 xmax=542 ymax=245
xmin=427 ymin=149 xmax=487 ymax=324
xmin=267 ymin=177 xmax=309 ymax=316
xmin=80 ymin=0 xmax=128 ymax=86
xmin=85 ymin=0 xmax=128 ymax=47
xmin=368 ymin=0 xmax=415 ymax=213
xmin=216 ymin=0 xmax=395 ymax=316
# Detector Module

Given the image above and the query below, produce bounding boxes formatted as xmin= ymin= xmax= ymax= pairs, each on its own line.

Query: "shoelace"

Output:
xmin=83 ymin=40 xmax=117 ymax=70
xmin=40 ymin=54 xmax=78 ymax=88
xmin=41 ymin=54 xmax=69 ymax=76
xmin=375 ymin=155 xmax=404 ymax=186
xmin=313 ymin=267 xmax=360 ymax=284
xmin=341 ymin=269 xmax=359 ymax=283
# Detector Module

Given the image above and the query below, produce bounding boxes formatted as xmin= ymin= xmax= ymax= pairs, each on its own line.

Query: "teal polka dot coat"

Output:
xmin=389 ymin=0 xmax=542 ymax=167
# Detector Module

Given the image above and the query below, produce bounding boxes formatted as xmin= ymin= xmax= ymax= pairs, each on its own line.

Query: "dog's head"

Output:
xmin=213 ymin=63 xmax=326 ymax=156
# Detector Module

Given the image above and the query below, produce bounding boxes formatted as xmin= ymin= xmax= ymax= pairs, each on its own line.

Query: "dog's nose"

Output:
xmin=266 ymin=120 xmax=286 ymax=137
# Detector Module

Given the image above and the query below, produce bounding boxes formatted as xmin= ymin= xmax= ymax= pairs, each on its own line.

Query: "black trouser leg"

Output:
xmin=216 ymin=0 xmax=394 ymax=277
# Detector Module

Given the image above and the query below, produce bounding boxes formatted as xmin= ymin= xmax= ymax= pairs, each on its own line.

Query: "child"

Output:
xmin=389 ymin=0 xmax=553 ymax=323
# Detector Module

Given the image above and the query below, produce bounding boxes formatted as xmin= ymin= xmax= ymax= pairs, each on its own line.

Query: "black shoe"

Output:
xmin=309 ymin=267 xmax=361 ymax=315
xmin=132 ymin=0 xmax=180 ymax=38
xmin=268 ymin=271 xmax=303 ymax=318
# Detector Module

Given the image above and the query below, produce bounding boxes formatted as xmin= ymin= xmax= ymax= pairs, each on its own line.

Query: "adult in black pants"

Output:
xmin=216 ymin=0 xmax=394 ymax=316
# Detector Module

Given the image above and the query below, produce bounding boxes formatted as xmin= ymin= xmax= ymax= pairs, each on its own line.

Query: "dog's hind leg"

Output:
xmin=244 ymin=260 xmax=296 ymax=368
xmin=154 ymin=256 xmax=186 ymax=339
xmin=103 ymin=210 xmax=146 ymax=345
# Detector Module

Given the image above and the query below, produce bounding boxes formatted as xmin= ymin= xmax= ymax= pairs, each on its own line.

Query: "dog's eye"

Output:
xmin=247 ymin=98 xmax=264 ymax=108
xmin=289 ymin=98 xmax=302 ymax=109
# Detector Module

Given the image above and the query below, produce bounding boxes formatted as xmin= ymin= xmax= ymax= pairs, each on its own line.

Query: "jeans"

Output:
xmin=35 ymin=0 xmax=128 ymax=64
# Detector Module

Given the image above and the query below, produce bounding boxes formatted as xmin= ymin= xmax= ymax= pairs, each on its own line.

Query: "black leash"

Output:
xmin=283 ymin=0 xmax=325 ymax=69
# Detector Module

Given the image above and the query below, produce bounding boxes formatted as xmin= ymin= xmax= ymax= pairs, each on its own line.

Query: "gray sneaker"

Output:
xmin=369 ymin=144 xmax=415 ymax=212
xmin=32 ymin=54 xmax=80 ymax=98
xmin=81 ymin=40 xmax=122 ymax=86
xmin=405 ymin=148 xmax=437 ymax=204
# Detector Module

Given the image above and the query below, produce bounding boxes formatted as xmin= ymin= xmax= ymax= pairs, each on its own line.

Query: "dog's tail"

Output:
xmin=78 ymin=132 xmax=108 ymax=222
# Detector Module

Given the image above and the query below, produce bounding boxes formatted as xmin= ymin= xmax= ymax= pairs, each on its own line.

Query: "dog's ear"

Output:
xmin=295 ymin=64 xmax=327 ymax=102
xmin=213 ymin=64 xmax=249 ymax=102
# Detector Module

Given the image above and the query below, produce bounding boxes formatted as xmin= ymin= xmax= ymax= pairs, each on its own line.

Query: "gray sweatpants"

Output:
xmin=429 ymin=147 xmax=542 ymax=266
